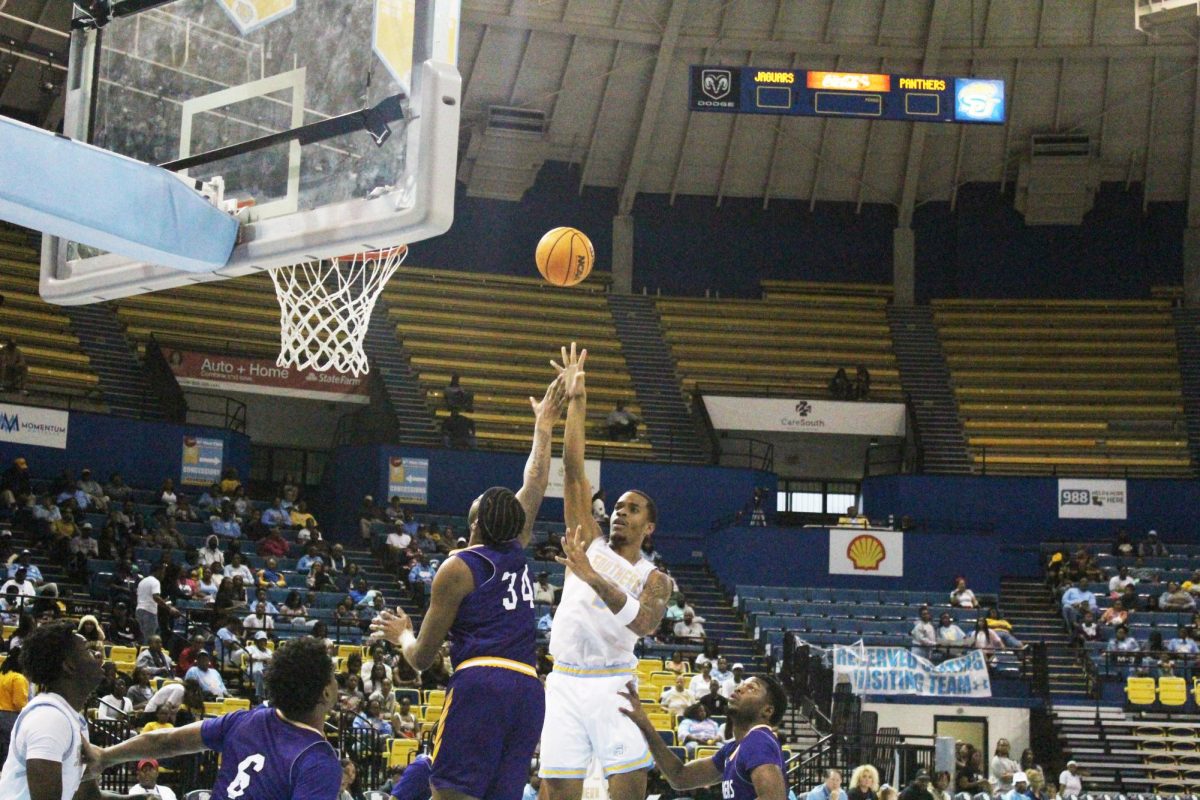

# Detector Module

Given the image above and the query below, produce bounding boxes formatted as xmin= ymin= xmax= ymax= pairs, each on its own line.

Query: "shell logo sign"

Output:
xmin=830 ymin=529 xmax=903 ymax=577
xmin=846 ymin=534 xmax=887 ymax=571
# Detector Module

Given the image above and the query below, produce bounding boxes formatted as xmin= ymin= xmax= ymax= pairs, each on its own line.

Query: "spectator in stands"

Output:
xmin=194 ymin=535 xmax=223 ymax=570
xmin=245 ymin=630 xmax=273 ymax=700
xmin=674 ymin=610 xmax=705 ymax=642
xmin=1107 ymin=625 xmax=1140 ymax=671
xmin=135 ymin=634 xmax=174 ymax=678
xmin=442 ymin=409 xmax=477 ymax=449
xmin=141 ymin=704 xmax=177 ymax=734
xmin=261 ymin=498 xmax=292 ymax=529
xmin=385 ymin=524 xmax=413 ymax=568
xmin=158 ymin=478 xmax=177 ymax=511
xmin=829 ymin=368 xmax=853 ymax=400
xmin=243 ymin=603 xmax=275 ymax=634
xmin=135 ymin=562 xmax=177 ymax=643
xmin=408 ymin=556 xmax=434 ymax=609
xmin=837 ymin=506 xmax=870 ymax=528
xmin=660 ymin=675 xmax=695 ymax=716
xmin=249 ymin=588 xmax=278 ymax=616
xmin=197 ymin=566 xmax=222 ymax=602
xmin=211 ymin=509 xmax=241 ymax=539
xmin=991 ymin=739 xmax=1019 ymax=794
xmin=0 ymin=338 xmax=26 ymax=392
xmin=935 ymin=613 xmax=967 ymax=655
xmin=241 ymin=508 xmax=268 ymax=542
xmin=75 ymin=469 xmax=108 ymax=512
xmin=1075 ymin=610 xmax=1100 ymax=643
xmin=197 ymin=484 xmax=222 ymax=514
xmin=223 ymin=552 xmax=254 ymax=585
xmin=853 ymin=365 xmax=871 ymax=400
xmin=1060 ymin=578 xmax=1098 ymax=629
xmin=97 ymin=676 xmax=132 ymax=720
xmin=128 ymin=758 xmax=176 ymax=800
xmin=590 ymin=489 xmax=608 ymax=526
xmin=899 ymin=772 xmax=933 ymax=800
xmin=0 ymin=459 xmax=30 ymax=512
xmin=307 ymin=561 xmax=334 ymax=593
xmin=0 ymin=644 xmax=27 ymax=757
xmin=126 ymin=668 xmax=153 ymax=710
xmin=1120 ymin=583 xmax=1143 ymax=613
xmin=1108 ymin=566 xmax=1135 ymax=596
xmin=709 ymin=656 xmax=732 ymax=685
xmin=911 ymin=607 xmax=937 ymax=660
xmin=687 ymin=661 xmax=714 ymax=697
xmin=1111 ymin=528 xmax=1134 ymax=557
xmin=257 ymin=527 xmax=290 ymax=559
xmin=1100 ymin=598 xmax=1129 ymax=628
xmin=950 ymin=578 xmax=978 ymax=609
xmin=105 ymin=603 xmax=140 ymax=647
xmin=291 ymin=501 xmax=316 ymax=531
xmin=1058 ymin=761 xmax=1081 ymax=798
xmin=698 ymin=678 xmax=728 ymax=717
xmin=172 ymin=496 xmax=199 ymax=523
xmin=1168 ymin=625 xmax=1200 ymax=658
xmin=956 ymin=748 xmax=990 ymax=795
xmin=218 ymin=467 xmax=240 ymax=496
xmin=848 ymin=765 xmax=879 ymax=800
xmin=1000 ymin=773 xmax=1030 ymax=800
xmin=327 ymin=543 xmax=347 ymax=574
xmin=665 ymin=650 xmax=688 ymax=676
xmin=606 ymin=400 xmax=641 ymax=442
xmin=533 ymin=571 xmax=557 ymax=608
xmin=444 ymin=372 xmax=473 ymax=412
xmin=810 ymin=769 xmax=845 ymax=800
xmin=215 ymin=617 xmax=244 ymax=667
xmin=393 ymin=697 xmax=418 ymax=739
xmin=76 ymin=614 xmax=103 ymax=644
xmin=970 ymin=619 xmax=1004 ymax=665
xmin=677 ymin=703 xmax=720 ymax=757
xmin=257 ymin=557 xmax=287 ymax=589
xmin=280 ymin=590 xmax=310 ymax=629
xmin=296 ymin=545 xmax=323 ymax=575
xmin=1160 ymin=581 xmax=1196 ymax=611
xmin=184 ymin=650 xmax=226 ymax=700
xmin=1140 ymin=530 xmax=1169 ymax=557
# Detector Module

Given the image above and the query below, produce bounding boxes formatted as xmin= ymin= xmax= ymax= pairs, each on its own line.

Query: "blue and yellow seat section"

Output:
xmin=382 ymin=266 xmax=653 ymax=460
xmin=657 ymin=281 xmax=902 ymax=401
xmin=933 ymin=299 xmax=1191 ymax=477
xmin=0 ymin=225 xmax=103 ymax=399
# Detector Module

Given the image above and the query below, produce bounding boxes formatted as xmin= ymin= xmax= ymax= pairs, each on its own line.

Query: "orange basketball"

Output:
xmin=535 ymin=227 xmax=594 ymax=287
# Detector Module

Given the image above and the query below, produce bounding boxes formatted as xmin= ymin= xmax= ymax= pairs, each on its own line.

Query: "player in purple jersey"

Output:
xmin=85 ymin=638 xmax=341 ymax=800
xmin=617 ymin=675 xmax=789 ymax=800
xmin=371 ymin=373 xmax=566 ymax=800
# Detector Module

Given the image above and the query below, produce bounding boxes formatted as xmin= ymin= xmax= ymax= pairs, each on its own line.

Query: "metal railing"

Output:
xmin=715 ymin=434 xmax=775 ymax=472
xmin=184 ymin=393 xmax=247 ymax=433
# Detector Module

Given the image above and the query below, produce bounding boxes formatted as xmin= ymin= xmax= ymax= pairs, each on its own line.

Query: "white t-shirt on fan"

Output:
xmin=136 ymin=575 xmax=161 ymax=615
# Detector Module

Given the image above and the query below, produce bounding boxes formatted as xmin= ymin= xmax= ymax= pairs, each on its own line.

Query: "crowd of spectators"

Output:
xmin=829 ymin=366 xmax=871 ymax=401
xmin=907 ymin=577 xmax=1020 ymax=666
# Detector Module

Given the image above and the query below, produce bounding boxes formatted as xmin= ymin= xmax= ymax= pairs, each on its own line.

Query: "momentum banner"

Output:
xmin=165 ymin=349 xmax=369 ymax=403
xmin=0 ymin=403 xmax=69 ymax=449
xmin=702 ymin=396 xmax=905 ymax=437
xmin=388 ymin=457 xmax=429 ymax=505
xmin=833 ymin=645 xmax=992 ymax=698
xmin=1057 ymin=479 xmax=1127 ymax=520
xmin=829 ymin=529 xmax=904 ymax=577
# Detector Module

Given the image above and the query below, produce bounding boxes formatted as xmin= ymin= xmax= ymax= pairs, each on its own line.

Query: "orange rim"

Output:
xmin=334 ymin=244 xmax=408 ymax=264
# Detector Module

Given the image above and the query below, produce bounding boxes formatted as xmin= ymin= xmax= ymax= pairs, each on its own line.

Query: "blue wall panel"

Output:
xmin=0 ymin=411 xmax=250 ymax=489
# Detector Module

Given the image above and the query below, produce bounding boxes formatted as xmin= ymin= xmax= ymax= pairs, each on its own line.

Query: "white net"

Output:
xmin=269 ymin=245 xmax=408 ymax=376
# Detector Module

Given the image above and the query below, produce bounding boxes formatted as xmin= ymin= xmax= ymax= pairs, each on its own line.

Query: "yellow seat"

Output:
xmin=421 ymin=705 xmax=443 ymax=722
xmin=387 ymin=738 xmax=419 ymax=767
xmin=638 ymin=686 xmax=660 ymax=703
xmin=203 ymin=701 xmax=226 ymax=717
xmin=223 ymin=698 xmax=251 ymax=713
xmin=1160 ymin=677 xmax=1188 ymax=707
xmin=1128 ymin=676 xmax=1158 ymax=706
xmin=695 ymin=746 xmax=720 ymax=760
xmin=109 ymin=646 xmax=137 ymax=662
xmin=424 ymin=690 xmax=446 ymax=706
xmin=646 ymin=713 xmax=672 ymax=730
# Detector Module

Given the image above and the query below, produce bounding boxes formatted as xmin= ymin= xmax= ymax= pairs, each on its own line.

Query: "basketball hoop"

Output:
xmin=269 ymin=245 xmax=408 ymax=376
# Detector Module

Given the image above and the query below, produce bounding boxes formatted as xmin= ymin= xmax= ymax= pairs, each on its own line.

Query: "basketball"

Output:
xmin=535 ymin=227 xmax=594 ymax=287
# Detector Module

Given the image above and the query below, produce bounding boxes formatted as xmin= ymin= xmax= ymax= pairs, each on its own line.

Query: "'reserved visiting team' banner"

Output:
xmin=165 ymin=349 xmax=369 ymax=403
xmin=833 ymin=645 xmax=992 ymax=698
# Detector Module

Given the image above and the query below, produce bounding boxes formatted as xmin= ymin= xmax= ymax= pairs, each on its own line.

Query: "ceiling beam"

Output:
xmin=897 ymin=0 xmax=950 ymax=228
xmin=617 ymin=0 xmax=686 ymax=215
xmin=462 ymin=10 xmax=1198 ymax=62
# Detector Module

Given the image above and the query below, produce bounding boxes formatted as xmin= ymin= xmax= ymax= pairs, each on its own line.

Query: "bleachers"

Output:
xmin=1054 ymin=704 xmax=1200 ymax=794
xmin=933 ymin=299 xmax=1192 ymax=477
xmin=0 ymin=226 xmax=104 ymax=400
xmin=656 ymin=281 xmax=902 ymax=401
xmin=383 ymin=266 xmax=655 ymax=460
xmin=114 ymin=273 xmax=282 ymax=358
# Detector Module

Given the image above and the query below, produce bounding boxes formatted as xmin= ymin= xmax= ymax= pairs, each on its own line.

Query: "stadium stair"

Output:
xmin=1171 ymin=307 xmax=1200 ymax=469
xmin=63 ymin=304 xmax=166 ymax=420
xmin=886 ymin=306 xmax=972 ymax=474
xmin=606 ymin=295 xmax=710 ymax=464
xmin=668 ymin=562 xmax=764 ymax=670
xmin=1049 ymin=704 xmax=1182 ymax=795
xmin=363 ymin=302 xmax=442 ymax=447
xmin=1000 ymin=577 xmax=1088 ymax=698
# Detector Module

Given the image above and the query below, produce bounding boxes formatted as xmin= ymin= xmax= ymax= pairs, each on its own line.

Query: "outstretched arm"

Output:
xmin=87 ymin=723 xmax=207 ymax=776
xmin=371 ymin=556 xmax=474 ymax=672
xmin=554 ymin=343 xmax=601 ymax=549
xmin=557 ymin=526 xmax=673 ymax=637
xmin=617 ymin=682 xmax=721 ymax=790
xmin=514 ymin=376 xmax=567 ymax=549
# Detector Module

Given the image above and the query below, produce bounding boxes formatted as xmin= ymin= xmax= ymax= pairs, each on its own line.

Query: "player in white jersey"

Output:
xmin=540 ymin=343 xmax=673 ymax=800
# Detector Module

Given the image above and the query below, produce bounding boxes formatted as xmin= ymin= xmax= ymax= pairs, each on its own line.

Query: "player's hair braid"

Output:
xmin=477 ymin=486 xmax=526 ymax=546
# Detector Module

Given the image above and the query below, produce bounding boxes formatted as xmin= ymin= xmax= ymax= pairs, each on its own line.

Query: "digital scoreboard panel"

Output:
xmin=690 ymin=66 xmax=1006 ymax=125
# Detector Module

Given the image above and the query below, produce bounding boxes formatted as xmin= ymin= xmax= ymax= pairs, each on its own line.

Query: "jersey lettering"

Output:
xmin=501 ymin=567 xmax=535 ymax=610
xmin=227 ymin=753 xmax=265 ymax=798
xmin=722 ymin=779 xmax=735 ymax=799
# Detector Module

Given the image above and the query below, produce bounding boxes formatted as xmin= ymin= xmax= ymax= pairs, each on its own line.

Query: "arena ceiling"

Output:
xmin=2 ymin=0 xmax=1199 ymax=215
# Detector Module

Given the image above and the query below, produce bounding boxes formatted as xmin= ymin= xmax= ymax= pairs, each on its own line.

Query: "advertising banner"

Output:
xmin=546 ymin=457 xmax=602 ymax=500
xmin=829 ymin=529 xmax=904 ymax=577
xmin=165 ymin=349 xmax=369 ymax=403
xmin=0 ymin=403 xmax=69 ymax=449
xmin=1057 ymin=479 xmax=1127 ymax=519
xmin=833 ymin=645 xmax=992 ymax=698
xmin=388 ymin=457 xmax=429 ymax=505
xmin=181 ymin=436 xmax=224 ymax=486
xmin=702 ymin=396 xmax=905 ymax=437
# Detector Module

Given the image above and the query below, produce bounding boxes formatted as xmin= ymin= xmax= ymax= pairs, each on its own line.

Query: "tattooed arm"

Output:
xmin=514 ymin=374 xmax=567 ymax=549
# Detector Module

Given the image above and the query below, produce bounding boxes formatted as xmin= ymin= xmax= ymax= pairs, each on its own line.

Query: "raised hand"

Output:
xmin=617 ymin=680 xmax=654 ymax=732
xmin=530 ymin=374 xmax=567 ymax=426
xmin=369 ymin=607 xmax=413 ymax=645
xmin=555 ymin=524 xmax=598 ymax=583
xmin=550 ymin=341 xmax=587 ymax=399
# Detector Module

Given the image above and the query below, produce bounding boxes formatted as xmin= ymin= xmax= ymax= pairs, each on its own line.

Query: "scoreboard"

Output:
xmin=690 ymin=66 xmax=1006 ymax=125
